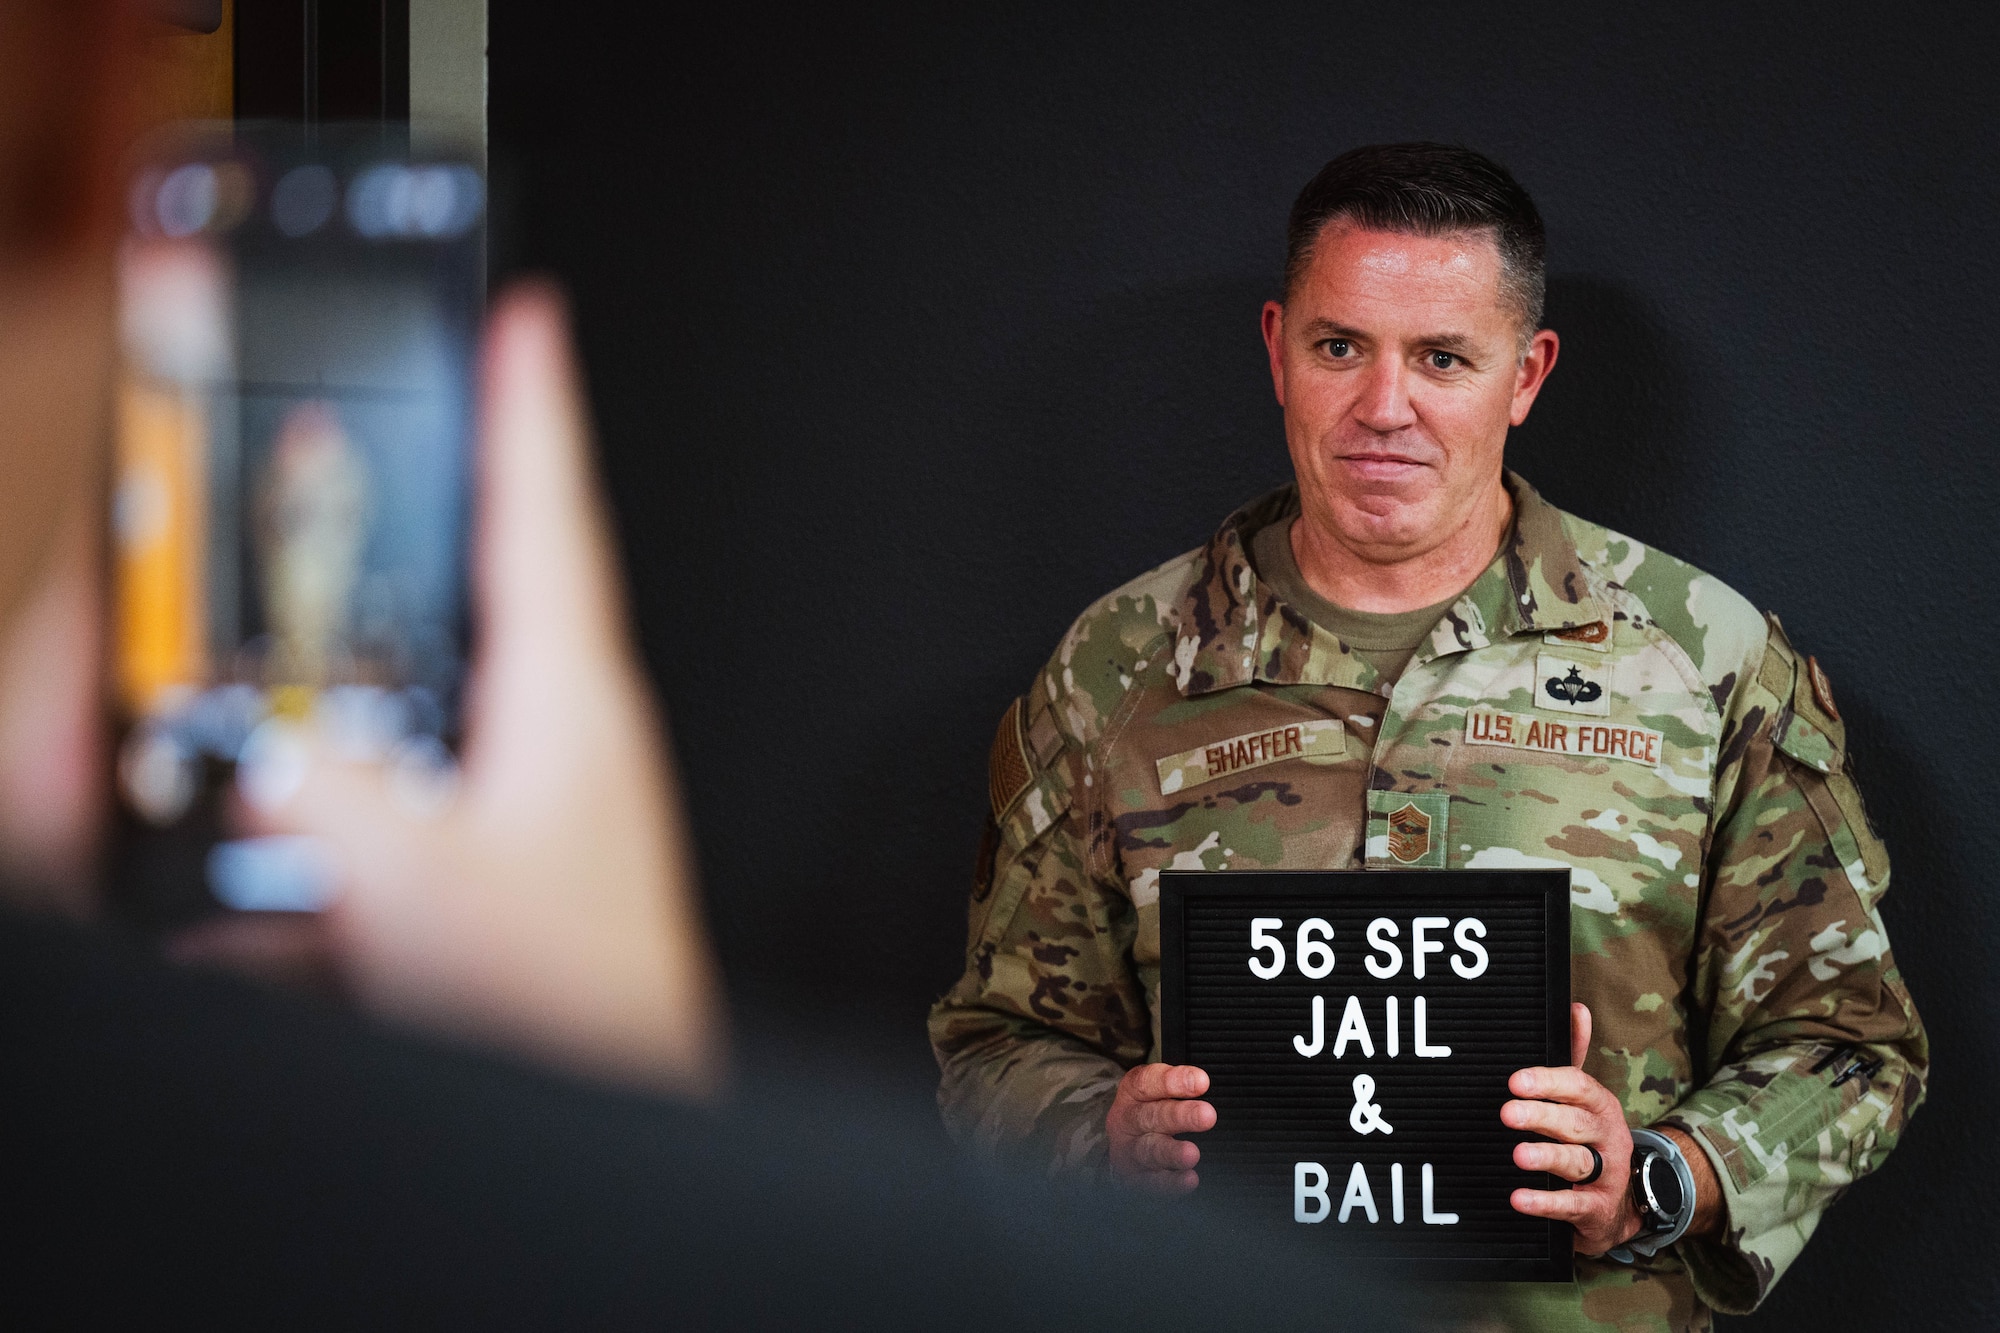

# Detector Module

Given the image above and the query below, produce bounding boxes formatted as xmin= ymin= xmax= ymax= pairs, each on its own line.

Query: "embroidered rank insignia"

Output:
xmin=1386 ymin=802 xmax=1431 ymax=863
xmin=1544 ymin=620 xmax=1612 ymax=651
xmin=1535 ymin=653 xmax=1611 ymax=716
xmin=1155 ymin=719 xmax=1344 ymax=795
xmin=1806 ymin=655 xmax=1841 ymax=722
xmin=1465 ymin=707 xmax=1664 ymax=769
xmin=1366 ymin=789 xmax=1450 ymax=869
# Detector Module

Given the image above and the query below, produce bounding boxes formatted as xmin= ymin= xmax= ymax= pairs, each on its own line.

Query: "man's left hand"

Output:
xmin=1504 ymin=1002 xmax=1642 ymax=1254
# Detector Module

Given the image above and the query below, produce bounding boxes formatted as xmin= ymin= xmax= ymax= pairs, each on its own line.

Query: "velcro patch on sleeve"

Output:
xmin=1155 ymin=719 xmax=1344 ymax=795
xmin=1757 ymin=639 xmax=1795 ymax=703
xmin=1465 ymin=707 xmax=1664 ymax=768
xmin=987 ymin=697 xmax=1033 ymax=820
xmin=1777 ymin=640 xmax=1846 ymax=769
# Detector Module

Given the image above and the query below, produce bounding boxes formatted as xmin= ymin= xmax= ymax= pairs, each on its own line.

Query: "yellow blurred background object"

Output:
xmin=113 ymin=376 xmax=207 ymax=714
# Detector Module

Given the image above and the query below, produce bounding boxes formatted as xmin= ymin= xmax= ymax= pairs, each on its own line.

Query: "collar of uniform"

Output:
xmin=1169 ymin=472 xmax=1604 ymax=698
xmin=1169 ymin=485 xmax=1389 ymax=698
xmin=1414 ymin=471 xmax=1605 ymax=665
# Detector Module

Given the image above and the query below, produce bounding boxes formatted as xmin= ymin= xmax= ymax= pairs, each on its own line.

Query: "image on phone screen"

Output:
xmin=110 ymin=125 xmax=482 ymax=926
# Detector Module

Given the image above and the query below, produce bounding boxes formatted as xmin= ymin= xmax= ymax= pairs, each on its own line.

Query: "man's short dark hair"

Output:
xmin=1284 ymin=143 xmax=1546 ymax=342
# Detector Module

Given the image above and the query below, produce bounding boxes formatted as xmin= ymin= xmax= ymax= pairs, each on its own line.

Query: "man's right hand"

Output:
xmin=1107 ymin=1063 xmax=1216 ymax=1192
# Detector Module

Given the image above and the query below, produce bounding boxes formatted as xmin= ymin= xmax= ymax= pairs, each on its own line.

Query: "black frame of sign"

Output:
xmin=1160 ymin=868 xmax=1573 ymax=1283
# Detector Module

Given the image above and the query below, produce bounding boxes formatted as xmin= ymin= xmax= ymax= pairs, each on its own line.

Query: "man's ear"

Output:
xmin=1260 ymin=300 xmax=1287 ymax=408
xmin=1508 ymin=327 xmax=1560 ymax=426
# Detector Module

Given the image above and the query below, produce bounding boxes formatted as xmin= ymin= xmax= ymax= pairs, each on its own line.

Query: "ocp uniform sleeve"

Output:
xmin=1660 ymin=618 xmax=1928 ymax=1314
xmin=927 ymin=692 xmax=1151 ymax=1175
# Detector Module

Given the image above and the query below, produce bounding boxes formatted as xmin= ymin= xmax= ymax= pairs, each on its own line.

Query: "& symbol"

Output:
xmin=1348 ymin=1073 xmax=1394 ymax=1136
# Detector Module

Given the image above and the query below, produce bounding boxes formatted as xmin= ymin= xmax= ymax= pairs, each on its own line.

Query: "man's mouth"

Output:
xmin=1336 ymin=452 xmax=1431 ymax=479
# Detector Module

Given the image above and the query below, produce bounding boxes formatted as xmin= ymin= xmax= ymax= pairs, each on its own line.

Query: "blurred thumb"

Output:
xmin=475 ymin=281 xmax=631 ymax=677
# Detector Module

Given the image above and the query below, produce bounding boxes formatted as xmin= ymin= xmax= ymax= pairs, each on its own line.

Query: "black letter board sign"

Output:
xmin=1161 ymin=869 xmax=1572 ymax=1282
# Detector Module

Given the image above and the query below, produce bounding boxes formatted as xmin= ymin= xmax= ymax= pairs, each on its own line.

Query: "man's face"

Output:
xmin=1261 ymin=221 xmax=1558 ymax=564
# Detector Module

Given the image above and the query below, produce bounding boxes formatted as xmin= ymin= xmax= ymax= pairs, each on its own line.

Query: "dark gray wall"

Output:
xmin=491 ymin=7 xmax=1996 ymax=1325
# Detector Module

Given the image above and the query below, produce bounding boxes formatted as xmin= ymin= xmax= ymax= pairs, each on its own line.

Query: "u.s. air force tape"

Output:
xmin=1464 ymin=708 xmax=1663 ymax=768
xmin=1156 ymin=719 xmax=1345 ymax=794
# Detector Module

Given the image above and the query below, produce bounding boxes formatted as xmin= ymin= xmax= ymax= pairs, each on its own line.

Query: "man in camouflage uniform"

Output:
xmin=928 ymin=143 xmax=1926 ymax=1332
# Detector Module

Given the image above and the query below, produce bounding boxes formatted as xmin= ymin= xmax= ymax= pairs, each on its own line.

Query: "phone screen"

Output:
xmin=109 ymin=125 xmax=482 ymax=925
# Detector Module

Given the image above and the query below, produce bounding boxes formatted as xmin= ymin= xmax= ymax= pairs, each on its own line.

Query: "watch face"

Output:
xmin=1642 ymin=1153 xmax=1686 ymax=1218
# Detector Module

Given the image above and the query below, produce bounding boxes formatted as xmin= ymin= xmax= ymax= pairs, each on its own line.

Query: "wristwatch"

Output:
xmin=1607 ymin=1128 xmax=1698 ymax=1263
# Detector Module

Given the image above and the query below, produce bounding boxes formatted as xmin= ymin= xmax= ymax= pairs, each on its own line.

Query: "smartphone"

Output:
xmin=107 ymin=124 xmax=482 ymax=927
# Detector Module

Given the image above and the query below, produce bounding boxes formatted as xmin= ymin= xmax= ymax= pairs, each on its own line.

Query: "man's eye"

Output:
xmin=1427 ymin=351 xmax=1458 ymax=370
xmin=1322 ymin=339 xmax=1351 ymax=358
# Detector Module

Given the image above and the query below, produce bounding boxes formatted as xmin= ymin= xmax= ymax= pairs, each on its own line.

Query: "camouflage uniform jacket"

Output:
xmin=928 ymin=473 xmax=1927 ymax=1331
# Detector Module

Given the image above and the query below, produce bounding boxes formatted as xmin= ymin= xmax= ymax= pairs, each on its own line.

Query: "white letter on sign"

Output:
xmin=1294 ymin=995 xmax=1325 ymax=1057
xmin=1411 ymin=916 xmax=1448 ymax=979
xmin=1295 ymin=1162 xmax=1330 ymax=1223
xmin=1452 ymin=917 xmax=1489 ymax=979
xmin=1332 ymin=994 xmax=1375 ymax=1059
xmin=1297 ymin=918 xmax=1334 ymax=978
xmin=1338 ymin=1162 xmax=1379 ymax=1224
xmin=1365 ymin=917 xmax=1402 ymax=979
xmin=1423 ymin=1163 xmax=1459 ymax=1225
xmin=1415 ymin=996 xmax=1451 ymax=1057
xmin=1249 ymin=918 xmax=1285 ymax=979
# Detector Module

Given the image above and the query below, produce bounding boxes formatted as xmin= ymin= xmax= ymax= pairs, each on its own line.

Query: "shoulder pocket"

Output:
xmin=1768 ymin=621 xmax=1845 ymax=775
xmin=1765 ymin=637 xmax=1892 ymax=900
xmin=988 ymin=695 xmax=1076 ymax=854
xmin=970 ymin=696 xmax=1079 ymax=950
xmin=1824 ymin=767 xmax=1892 ymax=902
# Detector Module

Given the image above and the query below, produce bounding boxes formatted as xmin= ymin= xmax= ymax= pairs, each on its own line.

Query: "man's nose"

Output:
xmin=1351 ymin=356 xmax=1418 ymax=433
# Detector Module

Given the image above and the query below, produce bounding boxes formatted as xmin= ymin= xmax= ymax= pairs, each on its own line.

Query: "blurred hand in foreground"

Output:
xmin=222 ymin=284 xmax=726 ymax=1098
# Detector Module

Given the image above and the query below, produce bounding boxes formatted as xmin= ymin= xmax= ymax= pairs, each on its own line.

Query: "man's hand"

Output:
xmin=1505 ymin=1003 xmax=1723 ymax=1254
xmin=1107 ymin=1063 xmax=1215 ymax=1193
xmin=1504 ymin=1004 xmax=1637 ymax=1253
